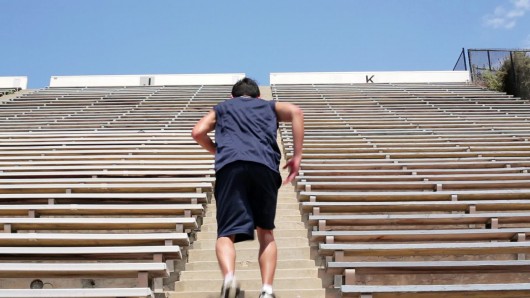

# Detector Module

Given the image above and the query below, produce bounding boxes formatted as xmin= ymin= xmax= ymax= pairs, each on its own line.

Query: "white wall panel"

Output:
xmin=270 ymin=71 xmax=470 ymax=85
xmin=49 ymin=73 xmax=246 ymax=87
xmin=0 ymin=77 xmax=28 ymax=89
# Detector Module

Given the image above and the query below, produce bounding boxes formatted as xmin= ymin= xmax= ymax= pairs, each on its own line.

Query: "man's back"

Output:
xmin=213 ymin=97 xmax=281 ymax=173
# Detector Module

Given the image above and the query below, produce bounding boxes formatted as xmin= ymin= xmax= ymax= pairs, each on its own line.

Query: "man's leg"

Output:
xmin=216 ymin=235 xmax=236 ymax=277
xmin=216 ymin=235 xmax=241 ymax=298
xmin=257 ymin=227 xmax=277 ymax=286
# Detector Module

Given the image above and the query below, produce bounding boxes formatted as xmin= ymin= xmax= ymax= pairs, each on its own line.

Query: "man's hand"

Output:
xmin=276 ymin=102 xmax=304 ymax=185
xmin=283 ymin=156 xmax=301 ymax=184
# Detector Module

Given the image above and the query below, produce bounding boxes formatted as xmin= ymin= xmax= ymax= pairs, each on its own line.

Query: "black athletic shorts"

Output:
xmin=214 ymin=161 xmax=282 ymax=243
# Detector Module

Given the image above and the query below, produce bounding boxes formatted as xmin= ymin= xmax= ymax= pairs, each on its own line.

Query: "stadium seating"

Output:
xmin=0 ymin=84 xmax=227 ymax=297
xmin=0 ymin=88 xmax=20 ymax=97
xmin=5 ymin=76 xmax=530 ymax=297
xmin=273 ymin=82 xmax=530 ymax=297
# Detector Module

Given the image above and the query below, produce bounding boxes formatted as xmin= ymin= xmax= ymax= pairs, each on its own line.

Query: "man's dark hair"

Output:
xmin=231 ymin=77 xmax=260 ymax=98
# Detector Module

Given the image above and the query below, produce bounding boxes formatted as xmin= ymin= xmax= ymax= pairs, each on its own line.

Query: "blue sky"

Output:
xmin=1 ymin=0 xmax=529 ymax=88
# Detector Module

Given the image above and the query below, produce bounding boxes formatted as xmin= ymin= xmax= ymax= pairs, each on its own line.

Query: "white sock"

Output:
xmin=261 ymin=284 xmax=273 ymax=294
xmin=224 ymin=272 xmax=234 ymax=286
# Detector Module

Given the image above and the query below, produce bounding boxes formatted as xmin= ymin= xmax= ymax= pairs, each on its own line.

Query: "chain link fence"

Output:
xmin=468 ymin=49 xmax=530 ymax=99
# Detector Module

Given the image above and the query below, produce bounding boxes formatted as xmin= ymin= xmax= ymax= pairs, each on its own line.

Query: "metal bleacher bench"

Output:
xmin=0 ymin=232 xmax=190 ymax=247
xmin=302 ymin=200 xmax=530 ymax=214
xmin=0 ymin=165 xmax=213 ymax=173
xmin=295 ymin=173 xmax=530 ymax=183
xmin=0 ymin=261 xmax=168 ymax=285
xmin=0 ymin=217 xmax=198 ymax=233
xmin=0 ymin=192 xmax=208 ymax=204
xmin=297 ymin=167 xmax=529 ymax=176
xmin=0 ymin=169 xmax=215 ymax=179
xmin=0 ymin=203 xmax=203 ymax=217
xmin=312 ymin=228 xmax=530 ymax=243
xmin=0 ymin=245 xmax=182 ymax=261
xmin=296 ymin=160 xmax=530 ymax=172
xmin=340 ymin=283 xmax=530 ymax=298
xmin=0 ymin=177 xmax=215 ymax=184
xmin=320 ymin=241 xmax=530 ymax=260
xmin=328 ymin=260 xmax=530 ymax=286
xmin=0 ymin=288 xmax=154 ymax=298
xmin=0 ymin=182 xmax=212 ymax=194
xmin=299 ymin=189 xmax=530 ymax=202
xmin=309 ymin=212 xmax=530 ymax=230
xmin=297 ymin=180 xmax=530 ymax=192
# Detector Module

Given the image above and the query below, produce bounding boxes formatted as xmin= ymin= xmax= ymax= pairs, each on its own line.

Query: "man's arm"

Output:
xmin=275 ymin=101 xmax=304 ymax=184
xmin=191 ymin=110 xmax=217 ymax=154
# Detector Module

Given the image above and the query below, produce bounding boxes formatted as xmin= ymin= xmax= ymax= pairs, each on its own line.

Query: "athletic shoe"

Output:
xmin=258 ymin=291 xmax=276 ymax=298
xmin=220 ymin=278 xmax=240 ymax=298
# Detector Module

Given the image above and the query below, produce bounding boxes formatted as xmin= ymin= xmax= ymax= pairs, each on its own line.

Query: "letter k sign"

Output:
xmin=366 ymin=75 xmax=374 ymax=83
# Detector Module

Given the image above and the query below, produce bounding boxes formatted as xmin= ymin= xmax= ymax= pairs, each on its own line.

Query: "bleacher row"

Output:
xmin=0 ymin=85 xmax=229 ymax=297
xmin=273 ymin=83 xmax=530 ymax=297
xmin=0 ymin=88 xmax=20 ymax=97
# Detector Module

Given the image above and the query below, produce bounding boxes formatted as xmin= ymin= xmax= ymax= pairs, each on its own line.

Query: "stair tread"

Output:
xmin=168 ymin=288 xmax=326 ymax=298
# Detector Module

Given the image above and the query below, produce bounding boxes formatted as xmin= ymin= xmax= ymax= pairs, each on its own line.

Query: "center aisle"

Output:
xmin=169 ymin=87 xmax=326 ymax=298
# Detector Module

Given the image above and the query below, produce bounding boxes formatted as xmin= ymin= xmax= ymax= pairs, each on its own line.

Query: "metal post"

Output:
xmin=453 ymin=48 xmax=467 ymax=71
xmin=487 ymin=50 xmax=492 ymax=71
xmin=467 ymin=49 xmax=475 ymax=82
xmin=510 ymin=51 xmax=518 ymax=97
xmin=462 ymin=48 xmax=468 ymax=71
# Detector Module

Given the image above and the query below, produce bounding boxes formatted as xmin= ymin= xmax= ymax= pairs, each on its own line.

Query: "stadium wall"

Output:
xmin=49 ymin=73 xmax=246 ymax=87
xmin=270 ymin=71 xmax=471 ymax=85
xmin=0 ymin=76 xmax=28 ymax=89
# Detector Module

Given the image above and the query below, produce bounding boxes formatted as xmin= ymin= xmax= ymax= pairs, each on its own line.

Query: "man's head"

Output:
xmin=231 ymin=77 xmax=260 ymax=98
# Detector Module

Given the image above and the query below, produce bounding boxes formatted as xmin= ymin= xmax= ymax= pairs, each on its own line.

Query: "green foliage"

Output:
xmin=506 ymin=52 xmax=530 ymax=99
xmin=477 ymin=52 xmax=530 ymax=99
xmin=481 ymin=70 xmax=503 ymax=92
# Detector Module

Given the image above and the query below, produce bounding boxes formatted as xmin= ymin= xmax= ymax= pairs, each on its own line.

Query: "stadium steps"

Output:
xmin=168 ymin=135 xmax=326 ymax=297
xmin=169 ymin=176 xmax=326 ymax=298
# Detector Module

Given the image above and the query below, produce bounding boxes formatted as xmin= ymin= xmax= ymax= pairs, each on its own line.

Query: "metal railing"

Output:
xmin=453 ymin=48 xmax=467 ymax=71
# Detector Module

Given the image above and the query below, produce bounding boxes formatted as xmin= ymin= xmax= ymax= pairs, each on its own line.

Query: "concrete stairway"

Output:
xmin=169 ymin=166 xmax=326 ymax=298
xmin=168 ymin=87 xmax=326 ymax=297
